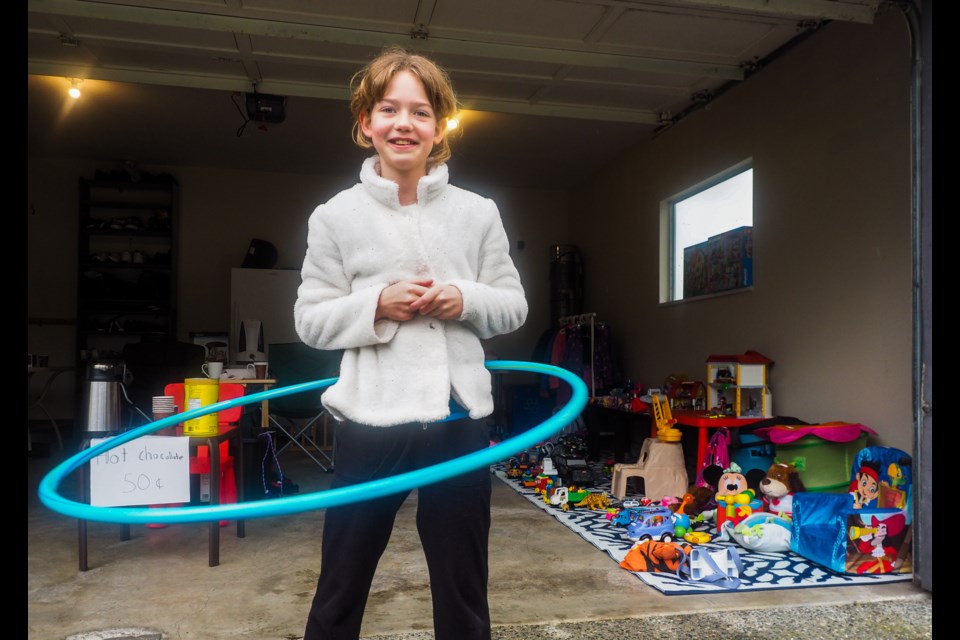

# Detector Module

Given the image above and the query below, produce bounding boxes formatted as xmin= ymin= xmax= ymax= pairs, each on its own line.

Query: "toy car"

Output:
xmin=612 ymin=505 xmax=668 ymax=527
xmin=555 ymin=456 xmax=595 ymax=486
xmin=625 ymin=506 xmax=676 ymax=542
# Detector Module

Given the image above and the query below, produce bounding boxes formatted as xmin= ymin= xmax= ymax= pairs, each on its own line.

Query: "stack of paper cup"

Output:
xmin=152 ymin=395 xmax=177 ymax=435
xmin=152 ymin=395 xmax=176 ymax=420
xmin=148 ymin=395 xmax=181 ymax=527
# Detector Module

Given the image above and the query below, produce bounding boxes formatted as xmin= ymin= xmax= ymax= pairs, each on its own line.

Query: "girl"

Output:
xmin=294 ymin=47 xmax=528 ymax=640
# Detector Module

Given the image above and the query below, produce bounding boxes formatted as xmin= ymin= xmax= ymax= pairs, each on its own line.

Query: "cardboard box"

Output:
xmin=683 ymin=226 xmax=753 ymax=297
xmin=683 ymin=241 xmax=710 ymax=298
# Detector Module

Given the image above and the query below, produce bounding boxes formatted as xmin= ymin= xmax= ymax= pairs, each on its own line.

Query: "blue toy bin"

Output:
xmin=790 ymin=446 xmax=913 ymax=575
xmin=728 ymin=432 xmax=775 ymax=476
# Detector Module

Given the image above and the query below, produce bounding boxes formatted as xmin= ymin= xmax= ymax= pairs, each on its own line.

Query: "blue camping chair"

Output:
xmin=266 ymin=341 xmax=343 ymax=472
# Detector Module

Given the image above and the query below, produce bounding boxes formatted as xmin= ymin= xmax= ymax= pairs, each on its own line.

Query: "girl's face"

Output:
xmin=360 ymin=70 xmax=446 ymax=183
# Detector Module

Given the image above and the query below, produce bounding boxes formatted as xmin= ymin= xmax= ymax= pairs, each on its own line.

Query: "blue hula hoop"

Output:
xmin=38 ymin=361 xmax=587 ymax=525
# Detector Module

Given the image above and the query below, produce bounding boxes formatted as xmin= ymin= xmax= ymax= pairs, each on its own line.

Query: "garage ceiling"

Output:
xmin=27 ymin=0 xmax=887 ymax=189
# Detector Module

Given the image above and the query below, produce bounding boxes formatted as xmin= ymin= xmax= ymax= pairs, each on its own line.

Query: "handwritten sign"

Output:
xmin=89 ymin=436 xmax=191 ymax=507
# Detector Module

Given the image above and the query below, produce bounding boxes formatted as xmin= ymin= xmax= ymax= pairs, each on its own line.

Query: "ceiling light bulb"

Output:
xmin=446 ymin=118 xmax=459 ymax=132
xmin=68 ymin=79 xmax=81 ymax=99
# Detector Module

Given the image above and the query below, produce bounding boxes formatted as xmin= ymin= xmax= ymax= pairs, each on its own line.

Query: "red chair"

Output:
xmin=157 ymin=382 xmax=246 ymax=526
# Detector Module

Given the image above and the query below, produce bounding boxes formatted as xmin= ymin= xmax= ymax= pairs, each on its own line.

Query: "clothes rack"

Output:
xmin=558 ymin=312 xmax=597 ymax=397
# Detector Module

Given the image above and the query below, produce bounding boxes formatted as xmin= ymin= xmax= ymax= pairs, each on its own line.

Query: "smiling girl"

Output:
xmin=294 ymin=47 xmax=528 ymax=640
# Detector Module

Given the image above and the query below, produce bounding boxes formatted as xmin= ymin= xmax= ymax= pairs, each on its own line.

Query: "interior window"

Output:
xmin=668 ymin=165 xmax=753 ymax=302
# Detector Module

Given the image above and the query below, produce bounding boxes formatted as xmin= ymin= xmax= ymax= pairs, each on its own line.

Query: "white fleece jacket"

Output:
xmin=294 ymin=157 xmax=528 ymax=426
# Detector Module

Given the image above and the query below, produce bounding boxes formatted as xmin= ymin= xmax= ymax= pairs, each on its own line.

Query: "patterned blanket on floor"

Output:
xmin=491 ymin=464 xmax=912 ymax=595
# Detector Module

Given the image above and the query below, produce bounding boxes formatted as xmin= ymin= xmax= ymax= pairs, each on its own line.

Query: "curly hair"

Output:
xmin=349 ymin=46 xmax=459 ymax=166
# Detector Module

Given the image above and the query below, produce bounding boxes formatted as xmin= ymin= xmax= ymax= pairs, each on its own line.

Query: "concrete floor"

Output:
xmin=27 ymin=429 xmax=933 ymax=640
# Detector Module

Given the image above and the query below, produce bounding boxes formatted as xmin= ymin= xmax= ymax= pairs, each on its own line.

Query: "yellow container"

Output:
xmin=183 ymin=377 xmax=219 ymax=436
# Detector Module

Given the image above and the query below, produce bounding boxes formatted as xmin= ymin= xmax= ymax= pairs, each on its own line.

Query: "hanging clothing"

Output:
xmin=545 ymin=319 xmax=621 ymax=405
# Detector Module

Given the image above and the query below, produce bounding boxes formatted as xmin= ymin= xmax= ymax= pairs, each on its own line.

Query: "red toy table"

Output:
xmin=652 ymin=410 xmax=765 ymax=473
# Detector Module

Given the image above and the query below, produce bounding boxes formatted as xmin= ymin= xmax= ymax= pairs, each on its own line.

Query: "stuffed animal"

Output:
xmin=759 ymin=462 xmax=806 ymax=519
xmin=705 ymin=462 xmax=766 ymax=529
xmin=671 ymin=485 xmax=715 ymax=517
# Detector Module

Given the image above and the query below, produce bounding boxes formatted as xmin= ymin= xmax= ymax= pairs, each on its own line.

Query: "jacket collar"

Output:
xmin=359 ymin=156 xmax=449 ymax=209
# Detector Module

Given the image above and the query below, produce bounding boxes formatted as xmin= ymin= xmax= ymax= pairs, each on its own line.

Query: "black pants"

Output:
xmin=303 ymin=418 xmax=492 ymax=640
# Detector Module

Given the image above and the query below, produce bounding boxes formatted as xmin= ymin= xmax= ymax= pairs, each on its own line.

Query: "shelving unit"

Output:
xmin=75 ymin=177 xmax=179 ymax=369
xmin=705 ymin=350 xmax=773 ymax=418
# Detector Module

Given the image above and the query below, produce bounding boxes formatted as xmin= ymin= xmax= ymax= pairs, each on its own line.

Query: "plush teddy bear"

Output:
xmin=759 ymin=462 xmax=806 ymax=519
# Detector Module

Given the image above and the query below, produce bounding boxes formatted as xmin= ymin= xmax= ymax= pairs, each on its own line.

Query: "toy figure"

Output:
xmin=707 ymin=462 xmax=765 ymax=529
xmin=852 ymin=513 xmax=906 ymax=574
xmin=671 ymin=485 xmax=715 ymax=517
xmin=849 ymin=461 xmax=882 ymax=509
xmin=758 ymin=462 xmax=806 ymax=519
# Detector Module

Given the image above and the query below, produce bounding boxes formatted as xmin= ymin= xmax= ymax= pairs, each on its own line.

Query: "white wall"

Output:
xmin=569 ymin=11 xmax=914 ymax=452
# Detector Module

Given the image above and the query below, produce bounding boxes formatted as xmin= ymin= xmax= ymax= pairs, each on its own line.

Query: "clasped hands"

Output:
xmin=376 ymin=278 xmax=462 ymax=322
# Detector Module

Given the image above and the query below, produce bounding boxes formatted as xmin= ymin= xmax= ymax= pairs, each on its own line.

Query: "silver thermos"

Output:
xmin=82 ymin=361 xmax=126 ymax=435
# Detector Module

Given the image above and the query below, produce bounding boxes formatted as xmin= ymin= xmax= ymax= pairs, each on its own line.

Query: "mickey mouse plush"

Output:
xmin=759 ymin=462 xmax=806 ymax=519
xmin=703 ymin=462 xmax=765 ymax=529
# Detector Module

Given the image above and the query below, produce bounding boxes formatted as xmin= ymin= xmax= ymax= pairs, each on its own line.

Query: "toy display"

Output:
xmin=791 ymin=446 xmax=913 ymax=575
xmin=717 ymin=512 xmax=792 ymax=553
xmin=546 ymin=485 xmax=591 ymax=511
xmin=666 ymin=379 xmax=706 ymax=411
xmin=576 ymin=492 xmax=610 ymax=511
xmin=625 ymin=506 xmax=676 ymax=542
xmin=683 ymin=531 xmax=712 ymax=544
xmin=619 ymin=539 xmax=692 ymax=574
xmin=650 ymin=393 xmax=682 ymax=442
xmin=492 ymin=433 xmax=916 ymax=594
xmin=671 ymin=485 xmax=715 ymax=518
xmin=727 ymin=431 xmax=776 ymax=477
xmin=705 ymin=351 xmax=773 ymax=418
xmin=758 ymin=462 xmax=805 ymax=519
xmin=611 ymin=436 xmax=687 ymax=501
xmin=705 ymin=462 xmax=765 ymax=530
xmin=553 ymin=433 xmax=596 ymax=486
xmin=753 ymin=421 xmax=877 ymax=493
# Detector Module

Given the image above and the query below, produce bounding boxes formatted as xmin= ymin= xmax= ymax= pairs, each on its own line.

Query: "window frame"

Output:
xmin=663 ymin=160 xmax=754 ymax=303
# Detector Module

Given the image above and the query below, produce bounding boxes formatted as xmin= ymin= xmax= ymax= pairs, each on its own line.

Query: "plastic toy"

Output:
xmin=683 ymin=531 xmax=712 ymax=544
xmin=625 ymin=506 xmax=676 ymax=542
xmin=672 ymin=485 xmax=714 ymax=517
xmin=534 ymin=474 xmax=554 ymax=495
xmin=671 ymin=512 xmax=692 ymax=536
xmin=611 ymin=506 xmax=658 ymax=527
xmin=611 ymin=436 xmax=688 ymax=501
xmin=651 ymin=393 xmax=683 ymax=442
xmin=706 ymin=461 xmax=765 ymax=529
xmin=548 ymin=485 xmax=569 ymax=509
xmin=758 ymin=462 xmax=805 ymax=519
xmin=575 ymin=492 xmax=610 ymax=511
xmin=792 ymin=446 xmax=914 ymax=575
xmin=715 ymin=489 xmax=762 ymax=529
